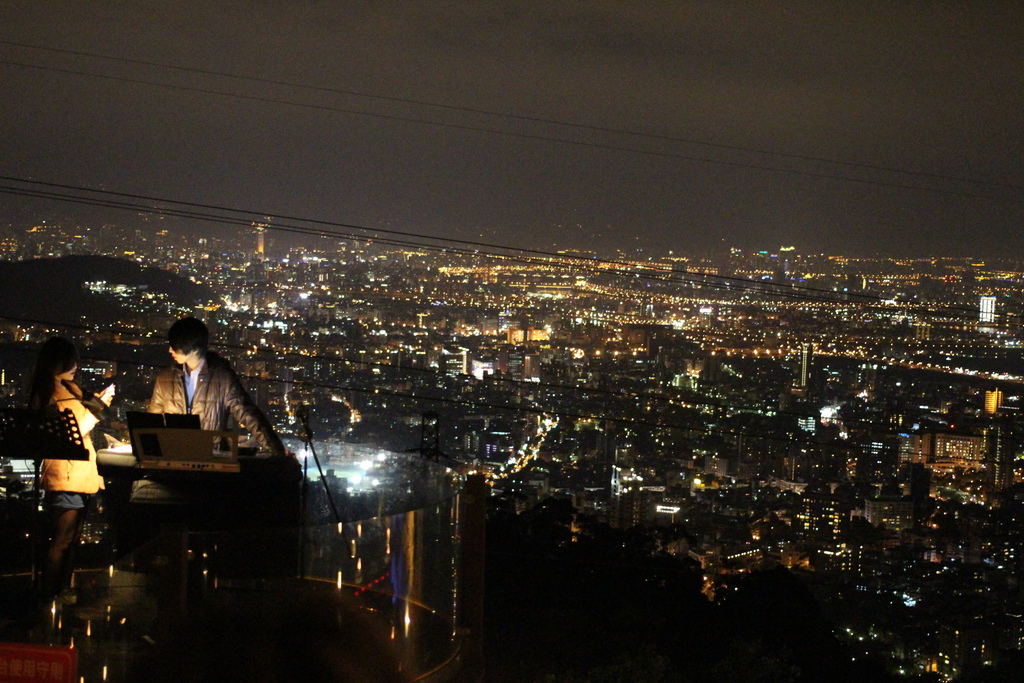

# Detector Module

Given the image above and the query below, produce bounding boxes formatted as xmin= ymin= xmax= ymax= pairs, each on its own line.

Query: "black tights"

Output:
xmin=41 ymin=500 xmax=89 ymax=598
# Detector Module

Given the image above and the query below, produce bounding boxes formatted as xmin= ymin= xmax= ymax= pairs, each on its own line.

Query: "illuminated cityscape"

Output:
xmin=1 ymin=1 xmax=1021 ymax=679
xmin=3 ymin=216 xmax=1024 ymax=681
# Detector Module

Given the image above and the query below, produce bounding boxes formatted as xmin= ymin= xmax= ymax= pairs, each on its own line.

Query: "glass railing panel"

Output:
xmin=0 ymin=455 xmax=468 ymax=682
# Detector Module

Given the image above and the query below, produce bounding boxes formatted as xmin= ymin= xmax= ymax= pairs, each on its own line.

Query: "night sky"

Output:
xmin=1 ymin=1 xmax=1021 ymax=258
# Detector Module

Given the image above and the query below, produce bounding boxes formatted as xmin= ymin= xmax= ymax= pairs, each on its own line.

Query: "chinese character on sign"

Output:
xmin=0 ymin=644 xmax=76 ymax=683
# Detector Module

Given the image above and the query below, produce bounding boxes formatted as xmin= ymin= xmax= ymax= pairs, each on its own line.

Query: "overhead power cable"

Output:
xmin=2 ymin=175 xmax=1017 ymax=329
xmin=1 ymin=178 xmax=1018 ymax=329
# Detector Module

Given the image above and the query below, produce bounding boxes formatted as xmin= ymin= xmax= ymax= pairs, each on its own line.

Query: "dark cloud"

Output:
xmin=0 ymin=1 xmax=1021 ymax=257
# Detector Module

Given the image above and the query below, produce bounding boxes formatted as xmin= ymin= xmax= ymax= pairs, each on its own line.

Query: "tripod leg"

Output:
xmin=299 ymin=452 xmax=309 ymax=578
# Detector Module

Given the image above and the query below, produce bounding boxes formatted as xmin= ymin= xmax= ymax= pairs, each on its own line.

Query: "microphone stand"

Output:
xmin=298 ymin=415 xmax=309 ymax=580
xmin=296 ymin=406 xmax=342 ymax=579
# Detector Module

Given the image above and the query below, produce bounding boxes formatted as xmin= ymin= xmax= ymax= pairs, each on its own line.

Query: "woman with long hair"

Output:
xmin=28 ymin=337 xmax=115 ymax=601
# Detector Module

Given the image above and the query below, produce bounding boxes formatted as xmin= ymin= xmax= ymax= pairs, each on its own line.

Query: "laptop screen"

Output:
xmin=126 ymin=411 xmax=200 ymax=457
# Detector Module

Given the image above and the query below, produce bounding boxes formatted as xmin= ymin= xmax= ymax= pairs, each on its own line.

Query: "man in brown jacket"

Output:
xmin=148 ymin=317 xmax=286 ymax=457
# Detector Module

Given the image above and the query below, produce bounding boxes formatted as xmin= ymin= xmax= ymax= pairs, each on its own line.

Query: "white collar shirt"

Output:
xmin=184 ymin=359 xmax=205 ymax=410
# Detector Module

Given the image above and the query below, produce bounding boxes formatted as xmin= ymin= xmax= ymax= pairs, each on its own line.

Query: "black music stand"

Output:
xmin=0 ymin=407 xmax=89 ymax=587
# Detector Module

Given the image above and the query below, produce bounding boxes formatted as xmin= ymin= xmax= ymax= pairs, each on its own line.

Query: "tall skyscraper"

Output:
xmin=985 ymin=389 xmax=1003 ymax=415
xmin=255 ymin=224 xmax=267 ymax=258
xmin=797 ymin=342 xmax=813 ymax=390
xmin=990 ymin=418 xmax=1016 ymax=493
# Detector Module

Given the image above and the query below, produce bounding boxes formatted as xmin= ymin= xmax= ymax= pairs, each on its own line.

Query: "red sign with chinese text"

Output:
xmin=0 ymin=643 xmax=76 ymax=683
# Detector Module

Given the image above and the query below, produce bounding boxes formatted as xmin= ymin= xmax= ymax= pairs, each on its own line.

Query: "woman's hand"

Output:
xmin=99 ymin=384 xmax=116 ymax=406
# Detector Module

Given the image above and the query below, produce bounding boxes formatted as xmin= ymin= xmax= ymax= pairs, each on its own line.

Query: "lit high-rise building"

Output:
xmin=990 ymin=419 xmax=1016 ymax=492
xmin=797 ymin=342 xmax=813 ymax=390
xmin=979 ymin=295 xmax=996 ymax=325
xmin=931 ymin=433 xmax=986 ymax=472
xmin=898 ymin=433 xmax=928 ymax=465
xmin=797 ymin=490 xmax=844 ymax=541
xmin=864 ymin=495 xmax=915 ymax=531
xmin=985 ymin=389 xmax=1003 ymax=415
xmin=255 ymin=224 xmax=267 ymax=258
xmin=442 ymin=345 xmax=469 ymax=376
xmin=610 ymin=465 xmax=649 ymax=529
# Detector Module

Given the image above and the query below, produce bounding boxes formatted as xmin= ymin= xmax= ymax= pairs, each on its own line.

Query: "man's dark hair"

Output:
xmin=168 ymin=317 xmax=209 ymax=355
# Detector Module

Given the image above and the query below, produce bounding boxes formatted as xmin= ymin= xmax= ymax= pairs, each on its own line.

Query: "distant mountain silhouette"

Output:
xmin=0 ymin=256 xmax=219 ymax=326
